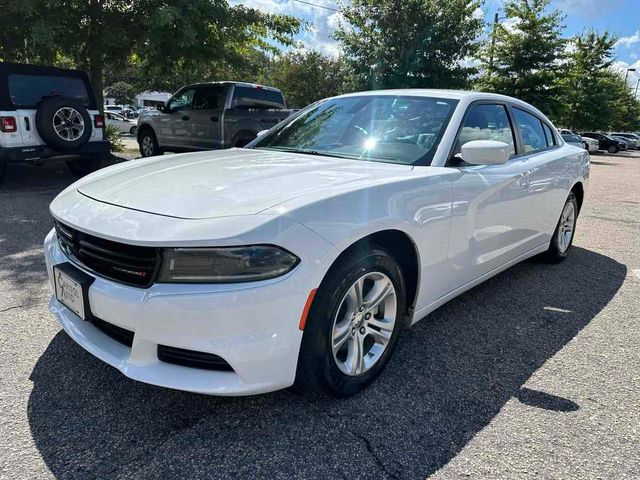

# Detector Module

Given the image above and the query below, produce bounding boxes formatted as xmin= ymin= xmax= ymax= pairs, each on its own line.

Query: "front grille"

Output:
xmin=157 ymin=345 xmax=234 ymax=371
xmin=55 ymin=221 xmax=159 ymax=287
xmin=92 ymin=317 xmax=134 ymax=347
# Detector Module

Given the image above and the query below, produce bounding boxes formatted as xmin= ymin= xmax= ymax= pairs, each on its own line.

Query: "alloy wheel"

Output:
xmin=52 ymin=107 xmax=85 ymax=141
xmin=557 ymin=201 xmax=576 ymax=254
xmin=141 ymin=136 xmax=154 ymax=156
xmin=331 ymin=272 xmax=397 ymax=376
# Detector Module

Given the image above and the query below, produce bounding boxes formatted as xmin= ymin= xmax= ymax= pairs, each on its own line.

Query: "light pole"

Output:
xmin=624 ymin=68 xmax=636 ymax=83
xmin=488 ymin=12 xmax=507 ymax=79
xmin=635 ymin=78 xmax=640 ymax=97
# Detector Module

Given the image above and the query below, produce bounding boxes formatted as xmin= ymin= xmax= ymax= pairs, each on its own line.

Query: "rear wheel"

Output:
xmin=607 ymin=145 xmax=618 ymax=154
xmin=543 ymin=192 xmax=578 ymax=263
xmin=129 ymin=126 xmax=137 ymax=136
xmin=139 ymin=128 xmax=161 ymax=157
xmin=66 ymin=154 xmax=102 ymax=178
xmin=295 ymin=247 xmax=406 ymax=397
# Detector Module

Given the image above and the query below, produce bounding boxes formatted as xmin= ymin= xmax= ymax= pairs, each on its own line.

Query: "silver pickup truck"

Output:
xmin=136 ymin=82 xmax=293 ymax=157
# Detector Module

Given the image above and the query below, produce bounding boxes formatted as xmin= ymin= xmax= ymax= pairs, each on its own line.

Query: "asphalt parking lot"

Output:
xmin=1 ymin=151 xmax=639 ymax=479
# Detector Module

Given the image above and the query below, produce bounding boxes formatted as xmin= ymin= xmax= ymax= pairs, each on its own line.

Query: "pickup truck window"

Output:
xmin=193 ymin=86 xmax=226 ymax=110
xmin=169 ymin=89 xmax=195 ymax=112
xmin=254 ymin=95 xmax=458 ymax=166
xmin=232 ymin=86 xmax=285 ymax=109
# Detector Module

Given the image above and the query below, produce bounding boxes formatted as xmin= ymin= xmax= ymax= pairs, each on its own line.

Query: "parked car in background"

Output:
xmin=581 ymin=136 xmax=599 ymax=153
xmin=581 ymin=132 xmax=625 ymax=153
xmin=45 ymin=90 xmax=588 ymax=397
xmin=0 ymin=62 xmax=108 ymax=184
xmin=609 ymin=132 xmax=640 ymax=149
xmin=136 ymin=82 xmax=293 ymax=157
xmin=105 ymin=111 xmax=137 ymax=135
xmin=560 ymin=132 xmax=583 ymax=149
xmin=610 ymin=135 xmax=634 ymax=150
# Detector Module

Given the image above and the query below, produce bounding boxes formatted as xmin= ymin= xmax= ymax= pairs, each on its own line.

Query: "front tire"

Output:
xmin=295 ymin=247 xmax=406 ymax=397
xmin=138 ymin=128 xmax=161 ymax=157
xmin=543 ymin=192 xmax=578 ymax=263
xmin=607 ymin=145 xmax=618 ymax=154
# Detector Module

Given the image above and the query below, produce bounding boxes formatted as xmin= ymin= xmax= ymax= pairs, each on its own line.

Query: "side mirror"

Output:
xmin=256 ymin=129 xmax=269 ymax=137
xmin=459 ymin=140 xmax=511 ymax=165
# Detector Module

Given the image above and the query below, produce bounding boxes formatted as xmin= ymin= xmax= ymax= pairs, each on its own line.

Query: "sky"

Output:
xmin=230 ymin=0 xmax=640 ymax=90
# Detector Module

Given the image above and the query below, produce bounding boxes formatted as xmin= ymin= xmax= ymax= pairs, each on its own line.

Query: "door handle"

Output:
xmin=210 ymin=116 xmax=218 ymax=122
xmin=519 ymin=170 xmax=531 ymax=189
xmin=181 ymin=115 xmax=189 ymax=121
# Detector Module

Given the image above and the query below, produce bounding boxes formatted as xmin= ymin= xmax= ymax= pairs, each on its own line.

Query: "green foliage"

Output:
xmin=104 ymin=81 xmax=136 ymax=106
xmin=0 ymin=0 xmax=301 ymax=104
xmin=335 ymin=0 xmax=484 ymax=90
xmin=477 ymin=0 xmax=566 ymax=117
xmin=266 ymin=51 xmax=349 ymax=108
xmin=104 ymin=124 xmax=124 ymax=152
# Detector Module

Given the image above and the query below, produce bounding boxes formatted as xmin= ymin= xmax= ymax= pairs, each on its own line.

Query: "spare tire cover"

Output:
xmin=35 ymin=97 xmax=92 ymax=151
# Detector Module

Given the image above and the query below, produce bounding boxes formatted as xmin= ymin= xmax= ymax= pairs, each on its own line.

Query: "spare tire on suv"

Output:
xmin=35 ymin=97 xmax=93 ymax=151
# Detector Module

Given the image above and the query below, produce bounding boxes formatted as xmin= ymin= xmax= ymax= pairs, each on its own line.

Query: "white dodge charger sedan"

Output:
xmin=44 ymin=90 xmax=589 ymax=397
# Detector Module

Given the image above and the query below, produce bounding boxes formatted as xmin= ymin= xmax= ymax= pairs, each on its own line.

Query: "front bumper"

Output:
xmin=0 ymin=140 xmax=110 ymax=163
xmin=43 ymin=228 xmax=326 ymax=396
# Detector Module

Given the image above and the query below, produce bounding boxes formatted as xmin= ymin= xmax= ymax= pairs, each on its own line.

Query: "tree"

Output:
xmin=555 ymin=31 xmax=617 ymax=130
xmin=0 ymin=1 xmax=301 ymax=107
xmin=477 ymin=0 xmax=565 ymax=117
xmin=266 ymin=51 xmax=349 ymax=108
xmin=334 ymin=0 xmax=484 ymax=90
xmin=104 ymin=81 xmax=136 ymax=105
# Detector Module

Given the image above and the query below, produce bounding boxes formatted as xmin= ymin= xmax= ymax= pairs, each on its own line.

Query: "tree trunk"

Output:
xmin=87 ymin=0 xmax=104 ymax=114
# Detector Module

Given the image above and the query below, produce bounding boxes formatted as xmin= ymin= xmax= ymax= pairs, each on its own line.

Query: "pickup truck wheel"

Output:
xmin=233 ymin=132 xmax=256 ymax=148
xmin=66 ymin=154 xmax=102 ymax=178
xmin=139 ymin=128 xmax=161 ymax=157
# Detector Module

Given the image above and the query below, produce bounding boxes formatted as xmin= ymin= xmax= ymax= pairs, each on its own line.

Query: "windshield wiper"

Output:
xmin=256 ymin=147 xmax=349 ymax=159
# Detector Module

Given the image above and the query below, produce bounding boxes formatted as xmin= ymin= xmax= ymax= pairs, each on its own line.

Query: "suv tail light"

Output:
xmin=0 ymin=116 xmax=17 ymax=133
xmin=94 ymin=115 xmax=105 ymax=128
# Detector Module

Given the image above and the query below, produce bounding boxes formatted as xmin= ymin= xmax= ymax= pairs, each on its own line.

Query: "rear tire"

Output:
xmin=295 ymin=247 xmax=406 ymax=397
xmin=66 ymin=154 xmax=102 ymax=178
xmin=129 ymin=126 xmax=137 ymax=136
xmin=139 ymin=128 xmax=161 ymax=157
xmin=607 ymin=145 xmax=618 ymax=154
xmin=543 ymin=192 xmax=578 ymax=263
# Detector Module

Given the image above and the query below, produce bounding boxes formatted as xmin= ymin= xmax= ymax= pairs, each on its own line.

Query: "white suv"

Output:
xmin=0 ymin=62 xmax=110 ymax=184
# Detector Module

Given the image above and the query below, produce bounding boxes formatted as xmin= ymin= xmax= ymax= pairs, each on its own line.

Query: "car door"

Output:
xmin=447 ymin=102 xmax=540 ymax=286
xmin=187 ymin=85 xmax=227 ymax=149
xmin=162 ymin=87 xmax=196 ymax=148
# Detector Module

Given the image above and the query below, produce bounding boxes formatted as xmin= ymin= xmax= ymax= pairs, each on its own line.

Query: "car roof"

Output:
xmin=333 ymin=89 xmax=549 ymax=119
xmin=184 ymin=81 xmax=282 ymax=92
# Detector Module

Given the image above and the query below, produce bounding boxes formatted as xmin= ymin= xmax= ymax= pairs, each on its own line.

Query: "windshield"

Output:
xmin=253 ymin=95 xmax=458 ymax=165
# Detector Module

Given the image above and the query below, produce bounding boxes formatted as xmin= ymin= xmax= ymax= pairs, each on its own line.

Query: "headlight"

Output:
xmin=157 ymin=245 xmax=299 ymax=283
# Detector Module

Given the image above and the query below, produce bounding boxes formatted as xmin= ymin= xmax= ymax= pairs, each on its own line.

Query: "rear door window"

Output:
xmin=542 ymin=123 xmax=556 ymax=147
xmin=232 ymin=86 xmax=285 ymax=109
xmin=8 ymin=74 xmax=90 ymax=108
xmin=512 ymin=108 xmax=548 ymax=153
xmin=192 ymin=86 xmax=226 ymax=110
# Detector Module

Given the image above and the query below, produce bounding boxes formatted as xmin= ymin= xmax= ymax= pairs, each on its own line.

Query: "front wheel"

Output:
xmin=543 ymin=192 xmax=578 ymax=263
xmin=607 ymin=145 xmax=618 ymax=154
xmin=139 ymin=129 xmax=161 ymax=157
xmin=295 ymin=247 xmax=406 ymax=397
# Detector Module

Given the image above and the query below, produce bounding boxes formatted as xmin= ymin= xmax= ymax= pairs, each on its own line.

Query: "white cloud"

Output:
xmin=616 ymin=31 xmax=640 ymax=49
xmin=612 ymin=59 xmax=640 ymax=89
xmin=231 ymin=0 xmax=342 ymax=57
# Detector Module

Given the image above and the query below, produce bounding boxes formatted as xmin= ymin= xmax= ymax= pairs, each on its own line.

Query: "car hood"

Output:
xmin=76 ymin=149 xmax=413 ymax=219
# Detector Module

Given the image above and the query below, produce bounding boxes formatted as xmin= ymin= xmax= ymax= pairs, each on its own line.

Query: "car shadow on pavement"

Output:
xmin=27 ymin=247 xmax=626 ymax=479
